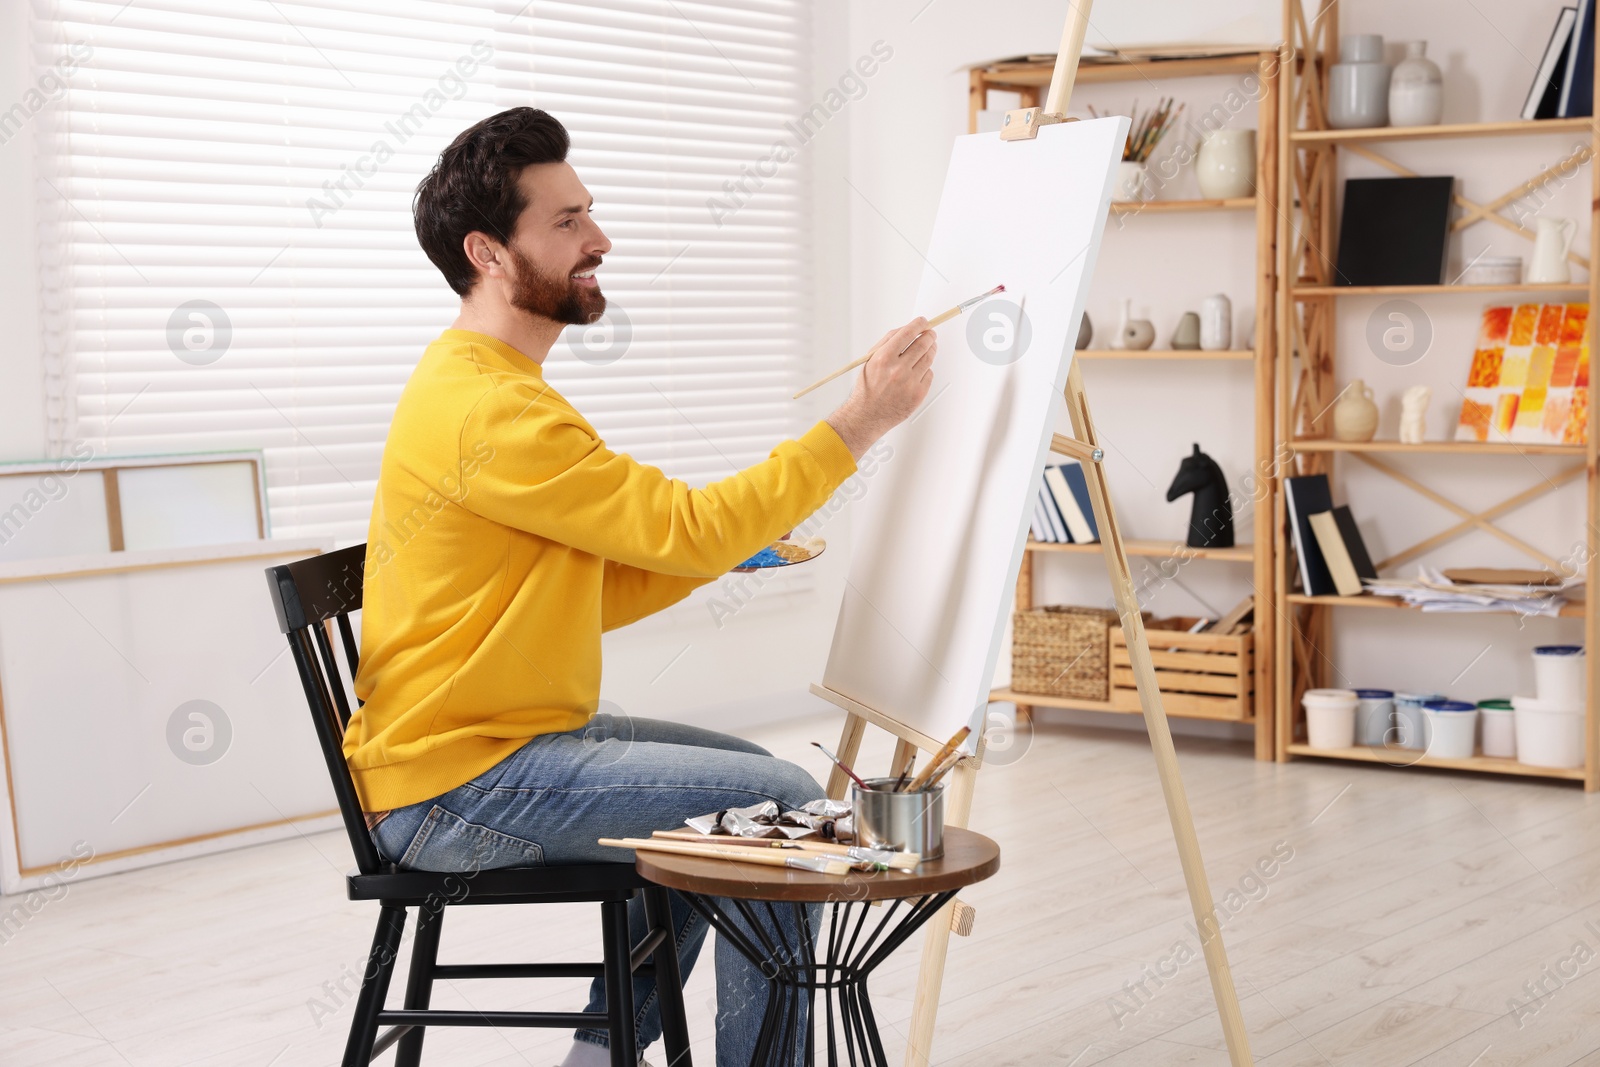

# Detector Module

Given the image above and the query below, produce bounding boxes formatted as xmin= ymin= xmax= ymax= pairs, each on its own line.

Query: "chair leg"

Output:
xmin=394 ymin=904 xmax=445 ymax=1067
xmin=601 ymin=898 xmax=640 ymax=1067
xmin=644 ymin=887 xmax=692 ymax=1067
xmin=343 ymin=904 xmax=407 ymax=1067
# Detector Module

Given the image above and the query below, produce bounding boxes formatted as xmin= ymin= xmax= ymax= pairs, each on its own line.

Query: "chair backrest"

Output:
xmin=264 ymin=543 xmax=383 ymax=874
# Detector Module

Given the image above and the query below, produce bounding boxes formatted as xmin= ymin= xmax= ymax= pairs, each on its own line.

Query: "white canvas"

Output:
xmin=821 ymin=116 xmax=1127 ymax=749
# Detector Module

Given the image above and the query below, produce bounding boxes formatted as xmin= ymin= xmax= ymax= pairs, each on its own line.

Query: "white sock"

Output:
xmin=558 ymin=1039 xmax=613 ymax=1067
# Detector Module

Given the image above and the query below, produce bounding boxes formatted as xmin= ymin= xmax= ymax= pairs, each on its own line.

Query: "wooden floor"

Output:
xmin=7 ymin=714 xmax=1600 ymax=1066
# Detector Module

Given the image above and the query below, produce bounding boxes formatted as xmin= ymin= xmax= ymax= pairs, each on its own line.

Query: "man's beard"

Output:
xmin=505 ymin=243 xmax=605 ymax=325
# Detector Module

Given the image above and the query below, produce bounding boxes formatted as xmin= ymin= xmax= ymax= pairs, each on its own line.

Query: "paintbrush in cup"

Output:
xmin=812 ymin=741 xmax=869 ymax=790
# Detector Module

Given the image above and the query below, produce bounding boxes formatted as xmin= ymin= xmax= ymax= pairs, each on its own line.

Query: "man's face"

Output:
xmin=499 ymin=161 xmax=611 ymax=325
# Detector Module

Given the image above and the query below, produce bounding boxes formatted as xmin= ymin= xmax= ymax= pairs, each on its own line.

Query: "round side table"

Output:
xmin=634 ymin=827 xmax=1000 ymax=1067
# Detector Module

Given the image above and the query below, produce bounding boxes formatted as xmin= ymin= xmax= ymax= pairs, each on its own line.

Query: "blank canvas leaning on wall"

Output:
xmin=821 ymin=116 xmax=1128 ymax=748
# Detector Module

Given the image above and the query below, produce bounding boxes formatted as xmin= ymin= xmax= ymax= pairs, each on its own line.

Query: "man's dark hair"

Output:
xmin=414 ymin=107 xmax=570 ymax=296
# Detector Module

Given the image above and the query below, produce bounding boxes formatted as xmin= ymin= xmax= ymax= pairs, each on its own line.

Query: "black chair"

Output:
xmin=265 ymin=544 xmax=692 ymax=1067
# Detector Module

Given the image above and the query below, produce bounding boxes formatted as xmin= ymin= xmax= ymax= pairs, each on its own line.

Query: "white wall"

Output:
xmin=841 ymin=0 xmax=1588 ymax=739
xmin=0 ymin=0 xmax=47 ymax=461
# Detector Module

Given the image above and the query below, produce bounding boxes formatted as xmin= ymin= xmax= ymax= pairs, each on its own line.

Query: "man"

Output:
xmin=347 ymin=107 xmax=935 ymax=1067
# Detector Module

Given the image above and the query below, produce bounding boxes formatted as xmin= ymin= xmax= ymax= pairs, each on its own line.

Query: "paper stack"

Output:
xmin=1363 ymin=567 xmax=1579 ymax=617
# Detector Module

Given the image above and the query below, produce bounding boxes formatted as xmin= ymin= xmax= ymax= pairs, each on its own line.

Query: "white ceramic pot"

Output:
xmin=1513 ymin=695 xmax=1584 ymax=768
xmin=1200 ymin=293 xmax=1232 ymax=351
xmin=1195 ymin=129 xmax=1256 ymax=200
xmin=1304 ymin=688 xmax=1358 ymax=749
xmin=1422 ymin=701 xmax=1478 ymax=760
xmin=1115 ymin=161 xmax=1149 ymax=202
xmin=1389 ymin=41 xmax=1443 ymax=127
xmin=1333 ymin=380 xmax=1380 ymax=441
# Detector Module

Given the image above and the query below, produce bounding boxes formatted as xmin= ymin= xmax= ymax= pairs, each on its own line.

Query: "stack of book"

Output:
xmin=1029 ymin=461 xmax=1099 ymax=544
xmin=1525 ymin=2 xmax=1595 ymax=120
xmin=1284 ymin=473 xmax=1378 ymax=597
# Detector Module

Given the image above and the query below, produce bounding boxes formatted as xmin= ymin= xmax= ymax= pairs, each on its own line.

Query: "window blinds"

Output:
xmin=35 ymin=0 xmax=813 ymax=544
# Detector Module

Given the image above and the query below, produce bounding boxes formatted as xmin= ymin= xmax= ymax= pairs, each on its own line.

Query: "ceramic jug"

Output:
xmin=1528 ymin=217 xmax=1577 ymax=284
xmin=1333 ymin=380 xmax=1380 ymax=442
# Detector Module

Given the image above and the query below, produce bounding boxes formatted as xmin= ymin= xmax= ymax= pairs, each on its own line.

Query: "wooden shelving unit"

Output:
xmin=1076 ymin=348 xmax=1255 ymax=361
xmin=971 ymin=52 xmax=1280 ymax=760
xmin=1274 ymin=1 xmax=1600 ymax=789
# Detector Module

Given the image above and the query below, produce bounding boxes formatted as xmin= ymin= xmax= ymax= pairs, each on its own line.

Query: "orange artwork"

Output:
xmin=1467 ymin=348 xmax=1503 ymax=387
xmin=1509 ymin=304 xmax=1539 ymax=347
xmin=1457 ymin=304 xmax=1588 ymax=446
xmin=1565 ymin=388 xmax=1589 ymax=445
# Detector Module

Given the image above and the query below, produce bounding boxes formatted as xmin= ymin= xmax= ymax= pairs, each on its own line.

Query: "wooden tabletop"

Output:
xmin=633 ymin=827 xmax=1001 ymax=902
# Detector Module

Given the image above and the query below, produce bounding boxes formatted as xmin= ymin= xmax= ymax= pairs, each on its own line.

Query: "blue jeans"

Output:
xmin=370 ymin=713 xmax=825 ymax=1066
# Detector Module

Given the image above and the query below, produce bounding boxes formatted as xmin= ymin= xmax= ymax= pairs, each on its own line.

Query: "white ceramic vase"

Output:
xmin=1389 ymin=41 xmax=1443 ymax=126
xmin=1327 ymin=34 xmax=1390 ymax=129
xmin=1115 ymin=161 xmax=1149 ymax=202
xmin=1528 ymin=217 xmax=1577 ymax=284
xmin=1333 ymin=380 xmax=1380 ymax=442
xmin=1195 ymin=129 xmax=1256 ymax=199
xmin=1199 ymin=294 xmax=1231 ymax=351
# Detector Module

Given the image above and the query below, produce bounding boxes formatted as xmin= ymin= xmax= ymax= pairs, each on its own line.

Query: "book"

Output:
xmin=1043 ymin=463 xmax=1094 ymax=543
xmin=1335 ymin=177 xmax=1454 ymax=287
xmin=1331 ymin=506 xmax=1378 ymax=584
xmin=1038 ymin=485 xmax=1070 ymax=543
xmin=1051 ymin=461 xmax=1099 ymax=542
xmin=1284 ymin=474 xmax=1335 ymax=596
xmin=1561 ymin=0 xmax=1595 ymax=117
xmin=1030 ymin=498 xmax=1048 ymax=542
xmin=1309 ymin=511 xmax=1362 ymax=596
xmin=1527 ymin=8 xmax=1578 ymax=120
xmin=1455 ymin=304 xmax=1589 ymax=446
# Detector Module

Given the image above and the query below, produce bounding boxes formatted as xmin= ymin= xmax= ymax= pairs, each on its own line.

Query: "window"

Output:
xmin=35 ymin=0 xmax=813 ymax=543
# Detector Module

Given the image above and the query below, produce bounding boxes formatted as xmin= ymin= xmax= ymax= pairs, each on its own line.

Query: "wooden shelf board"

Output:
xmin=1026 ymin=538 xmax=1254 ymax=562
xmin=1111 ymin=197 xmax=1255 ymax=214
xmin=1290 ymin=438 xmax=1585 ymax=456
xmin=976 ymin=53 xmax=1267 ymax=89
xmin=989 ymin=687 xmax=1255 ymax=723
xmin=1075 ymin=349 xmax=1255 ymax=361
xmin=1286 ymin=593 xmax=1585 ymax=618
xmin=1291 ymin=117 xmax=1592 ymax=145
xmin=1285 ymin=742 xmax=1585 ymax=781
xmin=1293 ymin=282 xmax=1590 ymax=297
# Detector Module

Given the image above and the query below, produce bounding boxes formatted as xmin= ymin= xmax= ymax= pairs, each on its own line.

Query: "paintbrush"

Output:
xmin=902 ymin=725 xmax=970 ymax=793
xmin=652 ymin=830 xmax=920 ymax=870
xmin=812 ymin=741 xmax=870 ymax=790
xmin=599 ymin=837 xmax=853 ymax=875
xmin=793 ymin=283 xmax=1006 ymax=399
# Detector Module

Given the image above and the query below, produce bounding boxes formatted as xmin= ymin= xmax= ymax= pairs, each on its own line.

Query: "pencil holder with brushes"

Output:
xmin=851 ymin=778 xmax=945 ymax=861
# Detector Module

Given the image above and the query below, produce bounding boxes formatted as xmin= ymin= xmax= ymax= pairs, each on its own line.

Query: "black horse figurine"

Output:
xmin=1166 ymin=444 xmax=1234 ymax=548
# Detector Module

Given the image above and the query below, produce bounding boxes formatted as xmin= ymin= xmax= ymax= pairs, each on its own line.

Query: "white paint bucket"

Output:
xmin=1393 ymin=692 xmax=1440 ymax=750
xmin=1354 ymin=689 xmax=1394 ymax=747
xmin=1512 ymin=694 xmax=1584 ymax=769
xmin=1533 ymin=645 xmax=1585 ymax=706
xmin=1303 ymin=688 xmax=1358 ymax=750
xmin=1422 ymin=701 xmax=1478 ymax=760
xmin=1477 ymin=700 xmax=1515 ymax=759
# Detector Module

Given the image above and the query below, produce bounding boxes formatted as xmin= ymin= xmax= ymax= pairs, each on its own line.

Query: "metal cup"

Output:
xmin=850 ymin=777 xmax=944 ymax=860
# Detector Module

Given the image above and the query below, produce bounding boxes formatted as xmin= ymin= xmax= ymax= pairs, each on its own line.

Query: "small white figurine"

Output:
xmin=1400 ymin=385 xmax=1431 ymax=444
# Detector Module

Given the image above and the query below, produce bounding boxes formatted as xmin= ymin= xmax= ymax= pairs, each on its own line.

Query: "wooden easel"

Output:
xmin=810 ymin=3 xmax=1254 ymax=1064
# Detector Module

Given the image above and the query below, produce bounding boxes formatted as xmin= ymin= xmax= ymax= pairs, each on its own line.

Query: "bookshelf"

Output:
xmin=1274 ymin=1 xmax=1600 ymax=789
xmin=971 ymin=51 xmax=1281 ymax=760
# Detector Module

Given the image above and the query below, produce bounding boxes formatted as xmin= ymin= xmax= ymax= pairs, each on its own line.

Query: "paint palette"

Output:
xmin=734 ymin=536 xmax=826 ymax=571
xmin=1456 ymin=303 xmax=1589 ymax=445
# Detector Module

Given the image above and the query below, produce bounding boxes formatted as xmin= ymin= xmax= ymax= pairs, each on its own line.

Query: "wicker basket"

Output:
xmin=1010 ymin=605 xmax=1120 ymax=700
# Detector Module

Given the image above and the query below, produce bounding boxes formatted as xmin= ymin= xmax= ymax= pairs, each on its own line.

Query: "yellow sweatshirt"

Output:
xmin=347 ymin=329 xmax=858 ymax=812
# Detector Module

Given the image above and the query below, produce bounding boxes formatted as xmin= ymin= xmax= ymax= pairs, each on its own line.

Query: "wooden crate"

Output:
xmin=1110 ymin=616 xmax=1253 ymax=721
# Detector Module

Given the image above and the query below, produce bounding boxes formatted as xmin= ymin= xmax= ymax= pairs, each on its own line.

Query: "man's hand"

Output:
xmin=824 ymin=317 xmax=937 ymax=461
